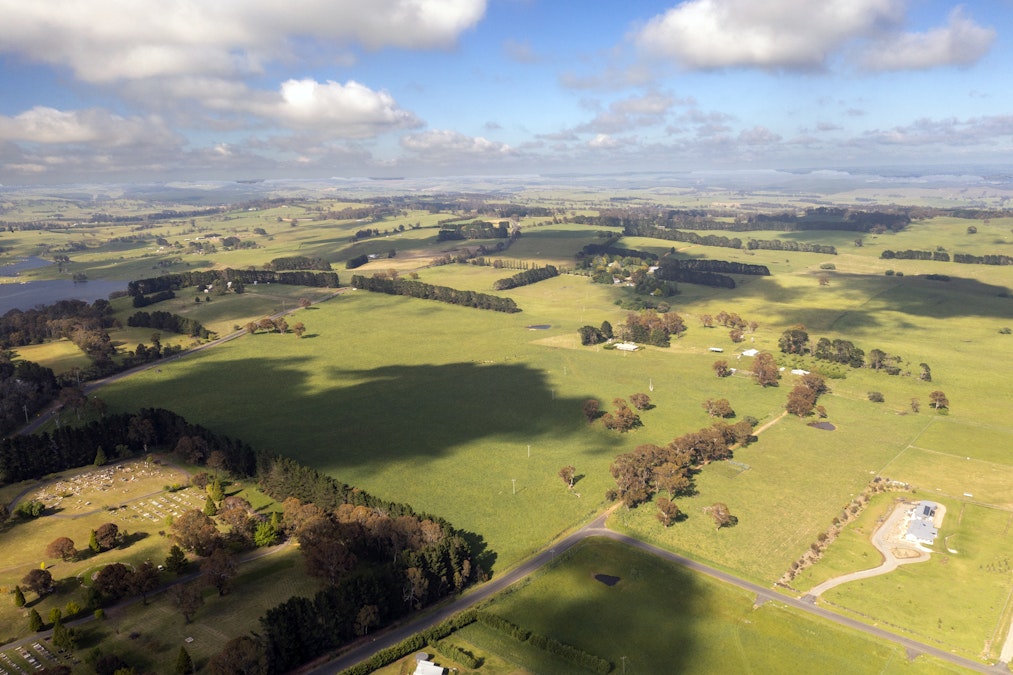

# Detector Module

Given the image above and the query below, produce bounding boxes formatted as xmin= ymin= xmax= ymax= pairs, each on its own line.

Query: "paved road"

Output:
xmin=304 ymin=509 xmax=1002 ymax=675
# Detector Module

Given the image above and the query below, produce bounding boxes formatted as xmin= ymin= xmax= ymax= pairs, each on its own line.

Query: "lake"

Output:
xmin=0 ymin=280 xmax=126 ymax=314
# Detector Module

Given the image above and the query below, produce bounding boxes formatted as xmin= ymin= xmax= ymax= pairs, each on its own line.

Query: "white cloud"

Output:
xmin=858 ymin=7 xmax=995 ymax=71
xmin=0 ymin=0 xmax=486 ymax=83
xmin=738 ymin=126 xmax=782 ymax=145
xmin=635 ymin=0 xmax=904 ymax=70
xmin=577 ymin=91 xmax=679 ymax=134
xmin=400 ymin=130 xmax=513 ymax=158
xmin=0 ymin=107 xmax=175 ymax=147
xmin=588 ymin=134 xmax=621 ymax=149
xmin=265 ymin=79 xmax=421 ymax=137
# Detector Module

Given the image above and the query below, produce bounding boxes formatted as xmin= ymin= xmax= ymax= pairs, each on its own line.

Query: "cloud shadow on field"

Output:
xmin=114 ymin=356 xmax=615 ymax=475
xmin=688 ymin=271 xmax=1013 ymax=329
xmin=311 ymin=361 xmax=613 ymax=470
xmin=485 ymin=537 xmax=701 ymax=674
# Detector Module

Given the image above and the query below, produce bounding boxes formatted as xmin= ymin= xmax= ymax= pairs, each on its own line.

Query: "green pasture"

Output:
xmin=791 ymin=492 xmax=902 ymax=593
xmin=823 ymin=498 xmax=1013 ymax=660
xmin=94 ymin=227 xmax=1013 ymax=581
xmin=611 ymin=395 xmax=928 ymax=585
xmin=11 ymin=340 xmax=90 ymax=375
xmin=906 ymin=418 xmax=1013 ymax=467
xmin=881 ymin=448 xmax=1013 ymax=509
xmin=107 ymin=283 xmax=337 ymax=337
xmin=460 ymin=537 xmax=962 ymax=674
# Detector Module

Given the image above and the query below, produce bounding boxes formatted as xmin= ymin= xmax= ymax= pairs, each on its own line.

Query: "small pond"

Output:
xmin=526 ymin=324 xmax=551 ymax=330
xmin=808 ymin=421 xmax=836 ymax=431
xmin=594 ymin=573 xmax=621 ymax=586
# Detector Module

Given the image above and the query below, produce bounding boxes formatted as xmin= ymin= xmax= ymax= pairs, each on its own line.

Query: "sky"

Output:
xmin=0 ymin=0 xmax=1010 ymax=184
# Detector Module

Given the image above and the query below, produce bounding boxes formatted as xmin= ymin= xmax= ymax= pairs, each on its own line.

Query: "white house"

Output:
xmin=615 ymin=342 xmax=638 ymax=352
xmin=413 ymin=660 xmax=445 ymax=675
xmin=904 ymin=500 xmax=940 ymax=545
xmin=741 ymin=349 xmax=759 ymax=357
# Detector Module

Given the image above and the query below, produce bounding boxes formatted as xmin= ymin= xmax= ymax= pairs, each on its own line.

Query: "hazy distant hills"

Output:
xmin=2 ymin=166 xmax=1012 ymax=206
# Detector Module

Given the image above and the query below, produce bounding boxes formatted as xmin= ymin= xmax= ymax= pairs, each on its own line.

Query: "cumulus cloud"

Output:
xmin=0 ymin=106 xmax=176 ymax=147
xmin=400 ymin=129 xmax=513 ymax=160
xmin=0 ymin=0 xmax=486 ymax=83
xmin=858 ymin=7 xmax=995 ymax=71
xmin=634 ymin=0 xmax=993 ymax=72
xmin=262 ymin=79 xmax=421 ymax=137
xmin=635 ymin=0 xmax=903 ymax=70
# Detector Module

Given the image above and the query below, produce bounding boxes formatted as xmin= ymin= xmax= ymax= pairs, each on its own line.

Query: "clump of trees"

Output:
xmin=785 ymin=374 xmax=829 ymax=417
xmin=618 ymin=309 xmax=686 ymax=347
xmin=600 ymin=398 xmax=641 ymax=432
xmin=577 ymin=321 xmax=614 ymax=346
xmin=609 ymin=419 xmax=755 ymax=509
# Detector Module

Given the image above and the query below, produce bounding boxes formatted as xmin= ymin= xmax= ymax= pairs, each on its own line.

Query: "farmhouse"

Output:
xmin=413 ymin=658 xmax=444 ymax=675
xmin=615 ymin=342 xmax=638 ymax=352
xmin=741 ymin=348 xmax=759 ymax=357
xmin=904 ymin=500 xmax=940 ymax=545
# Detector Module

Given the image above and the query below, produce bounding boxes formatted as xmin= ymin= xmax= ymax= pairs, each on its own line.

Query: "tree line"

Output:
xmin=126 ymin=311 xmax=213 ymax=339
xmin=436 ymin=220 xmax=511 ymax=241
xmin=880 ymin=249 xmax=950 ymax=261
xmin=492 ymin=264 xmax=559 ymax=290
xmin=267 ymin=255 xmax=332 ymax=271
xmin=351 ymin=274 xmax=520 ymax=313
xmin=127 ymin=268 xmax=340 ymax=296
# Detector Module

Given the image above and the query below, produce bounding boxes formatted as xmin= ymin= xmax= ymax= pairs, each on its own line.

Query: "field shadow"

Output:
xmin=716 ymin=272 xmax=1013 ymax=328
xmin=317 ymin=361 xmax=611 ymax=467
xmin=113 ymin=356 xmax=615 ymax=473
xmin=498 ymin=537 xmax=701 ymax=673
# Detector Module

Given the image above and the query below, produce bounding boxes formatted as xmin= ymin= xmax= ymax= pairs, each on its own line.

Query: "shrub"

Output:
xmin=867 ymin=391 xmax=884 ymax=403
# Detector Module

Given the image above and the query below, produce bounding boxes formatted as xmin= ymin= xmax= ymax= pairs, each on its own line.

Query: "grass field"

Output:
xmin=7 ymin=197 xmax=1013 ymax=668
xmin=822 ymin=498 xmax=1013 ymax=660
xmin=456 ymin=537 xmax=965 ymax=674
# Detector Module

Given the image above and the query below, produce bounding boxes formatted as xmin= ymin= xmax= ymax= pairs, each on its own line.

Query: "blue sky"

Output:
xmin=0 ymin=0 xmax=1010 ymax=184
